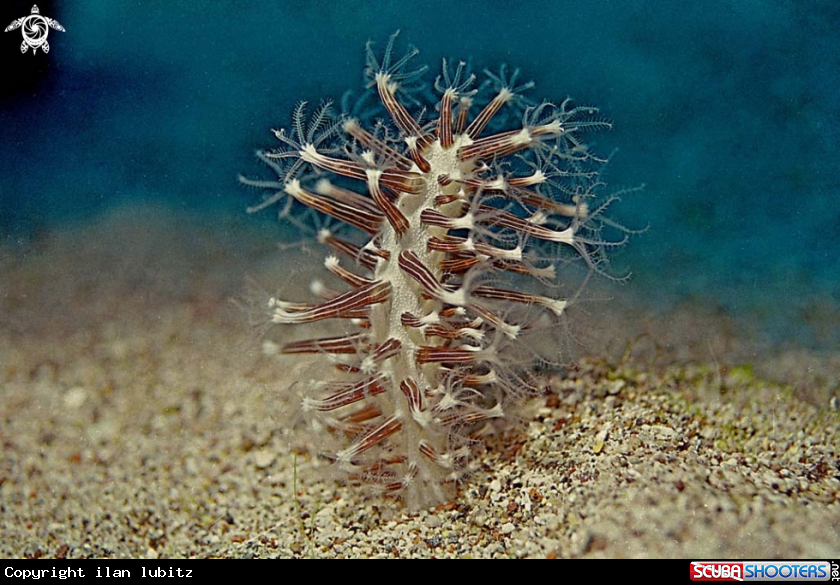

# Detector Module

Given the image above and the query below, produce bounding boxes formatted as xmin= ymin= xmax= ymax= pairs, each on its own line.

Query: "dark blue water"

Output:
xmin=2 ymin=0 xmax=838 ymax=349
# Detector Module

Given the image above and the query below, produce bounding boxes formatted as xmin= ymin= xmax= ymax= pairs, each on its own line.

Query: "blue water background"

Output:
xmin=1 ymin=0 xmax=838 ymax=349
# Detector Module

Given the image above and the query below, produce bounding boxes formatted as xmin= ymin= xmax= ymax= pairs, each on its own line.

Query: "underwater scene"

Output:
xmin=1 ymin=0 xmax=838 ymax=558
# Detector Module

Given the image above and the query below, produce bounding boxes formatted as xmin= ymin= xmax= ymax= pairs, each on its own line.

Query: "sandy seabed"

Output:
xmin=1 ymin=205 xmax=838 ymax=558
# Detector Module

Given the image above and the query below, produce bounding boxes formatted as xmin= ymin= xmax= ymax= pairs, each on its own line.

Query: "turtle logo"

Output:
xmin=5 ymin=5 xmax=65 ymax=55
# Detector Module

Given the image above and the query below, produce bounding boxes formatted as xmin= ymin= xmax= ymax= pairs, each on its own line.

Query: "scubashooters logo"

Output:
xmin=691 ymin=561 xmax=833 ymax=581
xmin=4 ymin=5 xmax=65 ymax=54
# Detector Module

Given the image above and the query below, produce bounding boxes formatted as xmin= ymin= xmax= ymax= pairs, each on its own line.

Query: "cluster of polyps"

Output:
xmin=243 ymin=34 xmax=628 ymax=509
